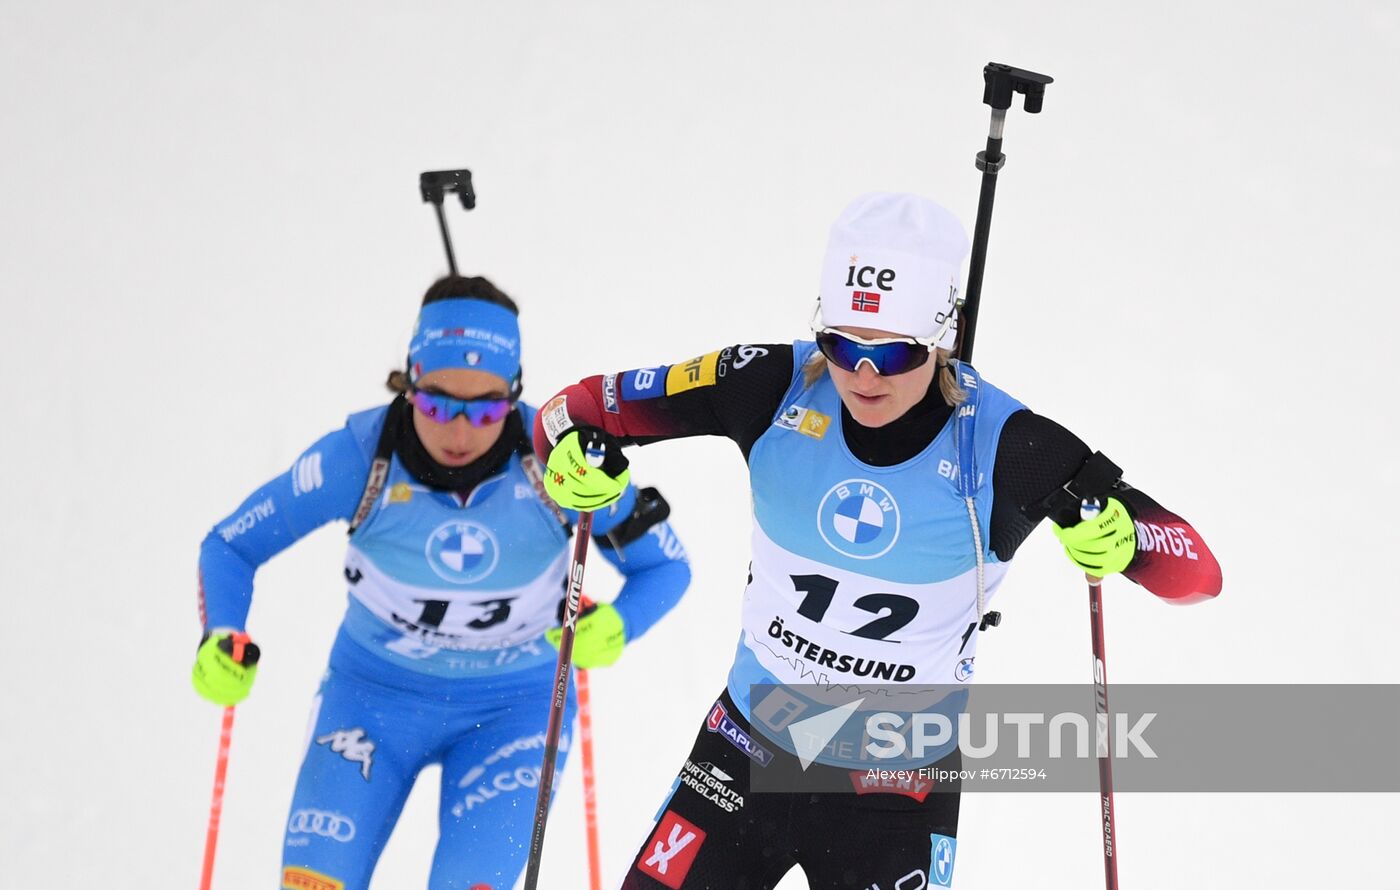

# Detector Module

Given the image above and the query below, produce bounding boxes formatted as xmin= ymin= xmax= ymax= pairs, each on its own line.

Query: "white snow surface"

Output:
xmin=2 ymin=2 xmax=1398 ymax=887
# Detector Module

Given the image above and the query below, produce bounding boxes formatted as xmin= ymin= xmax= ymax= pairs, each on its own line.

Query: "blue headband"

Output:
xmin=408 ymin=298 xmax=521 ymax=387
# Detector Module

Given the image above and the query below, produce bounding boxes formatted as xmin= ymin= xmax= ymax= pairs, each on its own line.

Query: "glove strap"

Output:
xmin=575 ymin=426 xmax=629 ymax=478
xmin=212 ymin=631 xmax=261 ymax=666
xmin=229 ymin=632 xmax=250 ymax=663
xmin=1039 ymin=451 xmax=1125 ymax=527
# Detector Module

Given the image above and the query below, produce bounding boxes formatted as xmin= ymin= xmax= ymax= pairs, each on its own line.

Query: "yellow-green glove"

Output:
xmin=192 ymin=629 xmax=261 ymax=706
xmin=1051 ymin=497 xmax=1137 ymax=577
xmin=544 ymin=426 xmax=630 ymax=511
xmin=546 ymin=602 xmax=626 ymax=669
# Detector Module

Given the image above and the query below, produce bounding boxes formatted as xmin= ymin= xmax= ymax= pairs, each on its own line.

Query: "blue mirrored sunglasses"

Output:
xmin=409 ymin=389 xmax=514 ymax=426
xmin=813 ymin=329 xmax=935 ymax=376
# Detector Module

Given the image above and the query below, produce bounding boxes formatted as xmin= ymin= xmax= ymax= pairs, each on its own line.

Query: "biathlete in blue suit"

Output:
xmin=534 ymin=194 xmax=1221 ymax=889
xmin=192 ymin=275 xmax=692 ymax=890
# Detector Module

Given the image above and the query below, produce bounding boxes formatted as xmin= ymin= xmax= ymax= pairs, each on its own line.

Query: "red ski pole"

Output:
xmin=198 ymin=704 xmax=236 ymax=890
xmin=197 ymin=631 xmax=252 ymax=890
xmin=576 ymin=668 xmax=603 ymax=890
xmin=523 ymin=509 xmax=596 ymax=890
xmin=1082 ymin=500 xmax=1120 ymax=890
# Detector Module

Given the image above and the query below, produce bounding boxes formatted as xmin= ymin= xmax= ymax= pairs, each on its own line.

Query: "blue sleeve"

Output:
xmin=594 ymin=514 xmax=692 ymax=643
xmin=197 ymin=420 xmax=375 ymax=632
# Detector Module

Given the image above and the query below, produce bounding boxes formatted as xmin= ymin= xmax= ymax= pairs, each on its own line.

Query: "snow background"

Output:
xmin=2 ymin=1 xmax=1397 ymax=887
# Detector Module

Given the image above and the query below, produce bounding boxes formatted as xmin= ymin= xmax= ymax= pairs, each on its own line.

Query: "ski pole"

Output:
xmin=197 ymin=699 xmax=240 ymax=884
xmin=1081 ymin=499 xmax=1120 ymax=890
xmin=576 ymin=668 xmax=603 ymax=890
xmin=198 ymin=704 xmax=236 ymax=890
xmin=523 ymin=509 xmax=596 ymax=890
xmin=419 ymin=169 xmax=476 ymax=275
xmin=956 ymin=62 xmax=1053 ymax=364
xmin=197 ymin=631 xmax=256 ymax=890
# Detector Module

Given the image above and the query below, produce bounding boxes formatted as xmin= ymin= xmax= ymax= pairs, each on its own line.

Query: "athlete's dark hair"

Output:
xmin=385 ymin=275 xmax=520 ymax=393
xmin=420 ymin=275 xmax=519 ymax=315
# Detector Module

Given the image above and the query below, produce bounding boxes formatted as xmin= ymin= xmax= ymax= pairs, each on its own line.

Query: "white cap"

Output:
xmin=817 ymin=192 xmax=970 ymax=349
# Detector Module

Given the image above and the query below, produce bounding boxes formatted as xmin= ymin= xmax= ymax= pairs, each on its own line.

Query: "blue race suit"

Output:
xmin=199 ymin=402 xmax=691 ymax=890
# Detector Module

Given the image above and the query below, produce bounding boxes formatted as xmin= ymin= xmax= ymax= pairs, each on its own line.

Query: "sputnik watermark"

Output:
xmin=860 ymin=710 xmax=1157 ymax=761
xmin=748 ymin=683 xmax=1400 ymax=793
xmin=778 ymin=694 xmax=1159 ymax=772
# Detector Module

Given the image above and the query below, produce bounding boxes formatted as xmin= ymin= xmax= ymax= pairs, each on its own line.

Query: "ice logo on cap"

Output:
xmin=844 ymin=259 xmax=897 ymax=291
xmin=426 ymin=520 xmax=500 ymax=583
xmin=817 ymin=479 xmax=901 ymax=559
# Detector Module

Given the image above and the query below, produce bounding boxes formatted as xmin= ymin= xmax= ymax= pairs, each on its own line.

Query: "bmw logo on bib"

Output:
xmin=817 ymin=479 xmax=901 ymax=559
xmin=929 ymin=833 xmax=957 ymax=886
xmin=426 ymin=520 xmax=500 ymax=584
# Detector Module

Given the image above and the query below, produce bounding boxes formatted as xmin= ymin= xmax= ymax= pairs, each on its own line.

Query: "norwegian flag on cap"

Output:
xmin=851 ymin=291 xmax=881 ymax=313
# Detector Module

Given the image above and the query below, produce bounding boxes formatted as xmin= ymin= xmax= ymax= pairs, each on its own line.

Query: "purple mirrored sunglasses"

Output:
xmin=409 ymin=388 xmax=514 ymax=426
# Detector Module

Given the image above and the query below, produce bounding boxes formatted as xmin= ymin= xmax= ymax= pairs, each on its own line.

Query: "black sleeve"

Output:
xmin=989 ymin=410 xmax=1092 ymax=560
xmin=548 ymin=344 xmax=797 ymax=461
xmin=989 ymin=409 xmax=1224 ymax=601
xmin=655 ymin=344 xmax=796 ymax=459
